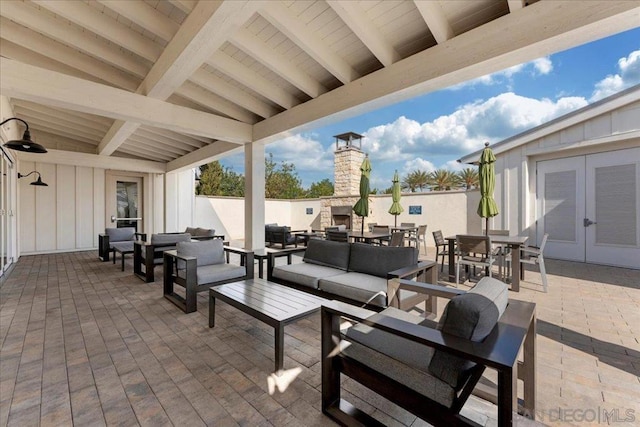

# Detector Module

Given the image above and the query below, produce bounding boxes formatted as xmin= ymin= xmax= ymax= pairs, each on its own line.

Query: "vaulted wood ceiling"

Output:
xmin=1 ymin=0 xmax=638 ymax=172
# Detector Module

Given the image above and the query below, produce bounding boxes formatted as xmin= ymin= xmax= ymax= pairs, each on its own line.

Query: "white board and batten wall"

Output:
xmin=18 ymin=161 xmax=193 ymax=255
xmin=471 ymin=92 xmax=640 ymax=269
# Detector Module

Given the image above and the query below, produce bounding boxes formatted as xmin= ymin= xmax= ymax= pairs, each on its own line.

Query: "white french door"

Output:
xmin=0 ymin=151 xmax=14 ymax=275
xmin=106 ymin=172 xmax=144 ymax=232
xmin=537 ymin=148 xmax=640 ymax=269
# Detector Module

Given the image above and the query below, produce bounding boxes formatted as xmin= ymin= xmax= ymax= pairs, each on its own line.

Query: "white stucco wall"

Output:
xmin=195 ymin=191 xmax=480 ymax=243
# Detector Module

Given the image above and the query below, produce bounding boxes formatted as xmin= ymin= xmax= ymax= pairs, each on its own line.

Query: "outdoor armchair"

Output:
xmin=184 ymin=226 xmax=224 ymax=241
xmin=133 ymin=233 xmax=192 ymax=282
xmin=98 ymin=227 xmax=146 ymax=264
xmin=455 ymin=234 xmax=495 ymax=286
xmin=163 ymin=239 xmax=254 ymax=313
xmin=321 ymin=276 xmax=537 ymax=426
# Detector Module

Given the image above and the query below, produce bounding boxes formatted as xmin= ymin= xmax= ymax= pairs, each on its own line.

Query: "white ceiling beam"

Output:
xmin=259 ymin=1 xmax=359 ymax=85
xmin=23 ymin=120 xmax=100 ymax=145
xmin=326 ymin=1 xmax=400 ymax=67
xmin=168 ymin=0 xmax=197 ymax=15
xmin=12 ymin=100 xmax=114 ymax=128
xmin=97 ymin=1 xmax=179 ymax=42
xmin=231 ymin=28 xmax=326 ymax=98
xmin=28 ymin=130 xmax=98 ymax=153
xmin=99 ymin=0 xmax=257 ymax=155
xmin=508 ymin=0 xmax=525 ymax=13
xmin=137 ymin=128 xmax=203 ymax=150
xmin=0 ymin=39 xmax=107 ymax=87
xmin=16 ymin=148 xmax=166 ymax=173
xmin=0 ymin=1 xmax=149 ymax=78
xmin=127 ymin=135 xmax=188 ymax=157
xmin=117 ymin=146 xmax=170 ymax=162
xmin=414 ymin=0 xmax=455 ymax=44
xmin=141 ymin=125 xmax=209 ymax=144
xmin=32 ymin=0 xmax=162 ymax=62
xmin=208 ymin=52 xmax=298 ymax=109
xmin=190 ymin=69 xmax=279 ymax=118
xmin=0 ymin=18 xmax=140 ymax=91
xmin=254 ymin=1 xmax=640 ymax=142
xmin=166 ymin=141 xmax=241 ymax=172
xmin=1 ymin=58 xmax=252 ymax=143
xmin=13 ymin=106 xmax=108 ymax=136
xmin=175 ymin=83 xmax=258 ymax=123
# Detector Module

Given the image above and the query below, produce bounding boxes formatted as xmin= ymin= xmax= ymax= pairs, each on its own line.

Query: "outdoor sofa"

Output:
xmin=268 ymin=239 xmax=438 ymax=312
xmin=265 ymin=224 xmax=306 ymax=248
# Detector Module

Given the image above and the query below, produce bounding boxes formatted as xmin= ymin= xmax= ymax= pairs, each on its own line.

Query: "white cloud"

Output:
xmin=362 ymin=92 xmax=588 ymax=167
xmin=267 ymin=133 xmax=333 ymax=172
xmin=449 ymin=56 xmax=553 ymax=89
xmin=532 ymin=57 xmax=553 ymax=75
xmin=591 ymin=50 xmax=640 ymax=101
xmin=403 ymin=158 xmax=437 ymax=173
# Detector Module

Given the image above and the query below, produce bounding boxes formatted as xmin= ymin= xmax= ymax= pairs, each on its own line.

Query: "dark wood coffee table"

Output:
xmin=209 ymin=278 xmax=327 ymax=374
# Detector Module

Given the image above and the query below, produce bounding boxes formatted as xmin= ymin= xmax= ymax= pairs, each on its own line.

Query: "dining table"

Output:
xmin=349 ymin=230 xmax=391 ymax=244
xmin=445 ymin=234 xmax=529 ymax=291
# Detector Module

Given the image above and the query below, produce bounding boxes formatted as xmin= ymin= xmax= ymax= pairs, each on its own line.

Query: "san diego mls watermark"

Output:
xmin=522 ymin=407 xmax=636 ymax=424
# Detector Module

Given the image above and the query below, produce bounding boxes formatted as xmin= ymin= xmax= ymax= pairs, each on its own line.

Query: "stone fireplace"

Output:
xmin=320 ymin=132 xmax=367 ymax=230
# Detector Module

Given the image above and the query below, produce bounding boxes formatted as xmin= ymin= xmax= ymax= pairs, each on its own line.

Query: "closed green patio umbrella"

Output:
xmin=353 ymin=155 xmax=371 ymax=234
xmin=477 ymin=142 xmax=499 ymax=234
xmin=388 ymin=170 xmax=404 ymax=227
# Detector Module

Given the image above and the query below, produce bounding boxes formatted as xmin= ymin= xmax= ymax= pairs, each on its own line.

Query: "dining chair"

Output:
xmin=400 ymin=222 xmax=417 ymax=246
xmin=432 ymin=230 xmax=449 ymax=272
xmin=367 ymin=222 xmax=378 ymax=232
xmin=326 ymin=230 xmax=349 ymax=242
xmin=506 ymin=233 xmax=549 ymax=292
xmin=372 ymin=225 xmax=391 ymax=245
xmin=488 ymin=229 xmax=509 ymax=280
xmin=455 ymin=234 xmax=494 ymax=286
xmin=414 ymin=224 xmax=428 ymax=255
xmin=389 ymin=231 xmax=405 ymax=247
xmin=400 ymin=222 xmax=415 ymax=227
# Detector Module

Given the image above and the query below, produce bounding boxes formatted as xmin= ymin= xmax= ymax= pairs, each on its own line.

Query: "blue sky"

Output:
xmin=222 ymin=27 xmax=640 ymax=190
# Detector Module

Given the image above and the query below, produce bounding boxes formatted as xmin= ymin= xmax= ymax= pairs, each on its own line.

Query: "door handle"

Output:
xmin=583 ymin=218 xmax=597 ymax=227
xmin=111 ymin=215 xmax=116 ymax=223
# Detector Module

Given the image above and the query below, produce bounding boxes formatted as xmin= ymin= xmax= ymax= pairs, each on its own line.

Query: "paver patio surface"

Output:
xmin=0 ymin=248 xmax=638 ymax=426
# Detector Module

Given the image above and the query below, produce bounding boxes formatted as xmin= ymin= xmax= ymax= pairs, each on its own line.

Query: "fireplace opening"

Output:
xmin=331 ymin=206 xmax=352 ymax=230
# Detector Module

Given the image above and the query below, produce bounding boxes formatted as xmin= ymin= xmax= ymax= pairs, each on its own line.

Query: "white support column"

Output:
xmin=244 ymin=142 xmax=265 ymax=250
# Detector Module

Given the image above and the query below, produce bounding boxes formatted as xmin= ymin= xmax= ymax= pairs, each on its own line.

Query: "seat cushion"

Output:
xmin=348 ymin=243 xmax=418 ymax=278
xmin=195 ymin=227 xmax=215 ymax=237
xmin=318 ymin=272 xmax=388 ymax=307
xmin=272 ymin=263 xmax=344 ymax=289
xmin=111 ymin=241 xmax=135 ymax=253
xmin=196 ymin=264 xmax=246 ymax=285
xmin=177 ymin=239 xmax=225 ymax=266
xmin=303 ymin=239 xmax=350 ymax=270
xmin=151 ymin=233 xmax=191 ymax=246
xmin=428 ymin=277 xmax=509 ymax=389
xmin=106 ymin=227 xmax=135 ymax=243
xmin=342 ymin=307 xmax=453 ymax=407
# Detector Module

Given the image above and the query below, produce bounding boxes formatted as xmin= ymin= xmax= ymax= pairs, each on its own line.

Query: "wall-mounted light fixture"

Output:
xmin=18 ymin=171 xmax=48 ymax=186
xmin=0 ymin=117 xmax=47 ymax=153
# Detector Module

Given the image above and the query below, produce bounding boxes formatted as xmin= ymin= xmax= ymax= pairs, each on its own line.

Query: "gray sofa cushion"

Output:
xmin=177 ymin=239 xmax=225 ymax=267
xmin=111 ymin=241 xmax=135 ymax=253
xmin=151 ymin=233 xmax=191 ymax=246
xmin=348 ymin=243 xmax=418 ymax=278
xmin=106 ymin=227 xmax=135 ymax=244
xmin=195 ymin=227 xmax=215 ymax=237
xmin=272 ymin=263 xmax=345 ymax=289
xmin=319 ymin=272 xmax=388 ymax=307
xmin=303 ymin=239 xmax=351 ymax=270
xmin=428 ymin=277 xmax=508 ymax=389
xmin=196 ymin=264 xmax=246 ymax=285
xmin=342 ymin=309 xmax=453 ymax=407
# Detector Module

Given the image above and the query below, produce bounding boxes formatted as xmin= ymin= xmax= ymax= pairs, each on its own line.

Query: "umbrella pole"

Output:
xmin=394 ymin=216 xmax=397 ymax=227
xmin=485 ymin=218 xmax=489 ymax=236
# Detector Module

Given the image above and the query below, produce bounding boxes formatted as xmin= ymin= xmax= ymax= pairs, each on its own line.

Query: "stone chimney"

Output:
xmin=333 ymin=132 xmax=365 ymax=196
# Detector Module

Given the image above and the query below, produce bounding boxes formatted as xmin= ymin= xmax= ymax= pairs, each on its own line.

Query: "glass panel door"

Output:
xmin=106 ymin=173 xmax=143 ymax=232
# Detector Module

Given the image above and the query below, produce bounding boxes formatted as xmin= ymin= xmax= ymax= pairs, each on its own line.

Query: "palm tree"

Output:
xmin=458 ymin=168 xmax=479 ymax=190
xmin=402 ymin=170 xmax=430 ymax=192
xmin=428 ymin=169 xmax=460 ymax=191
